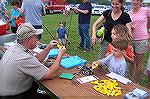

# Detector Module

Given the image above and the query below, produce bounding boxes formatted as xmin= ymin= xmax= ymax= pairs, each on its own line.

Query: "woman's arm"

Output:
xmin=126 ymin=22 xmax=132 ymax=36
xmin=92 ymin=15 xmax=105 ymax=45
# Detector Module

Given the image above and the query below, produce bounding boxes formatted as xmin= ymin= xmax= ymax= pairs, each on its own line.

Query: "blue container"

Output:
xmin=48 ymin=48 xmax=59 ymax=58
xmin=61 ymin=56 xmax=87 ymax=69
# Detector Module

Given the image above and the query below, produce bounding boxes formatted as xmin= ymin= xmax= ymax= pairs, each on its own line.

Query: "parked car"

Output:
xmin=92 ymin=5 xmax=107 ymax=15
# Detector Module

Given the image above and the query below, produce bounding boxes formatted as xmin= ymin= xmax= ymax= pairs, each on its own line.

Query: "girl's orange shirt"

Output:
xmin=107 ymin=43 xmax=134 ymax=59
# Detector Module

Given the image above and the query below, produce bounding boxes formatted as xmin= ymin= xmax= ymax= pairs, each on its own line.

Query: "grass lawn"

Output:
xmin=42 ymin=13 xmax=100 ymax=63
xmin=6 ymin=5 xmax=149 ymax=88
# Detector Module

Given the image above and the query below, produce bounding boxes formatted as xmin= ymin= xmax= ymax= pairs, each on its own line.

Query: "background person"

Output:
xmin=0 ymin=0 xmax=10 ymax=30
xmin=56 ymin=20 xmax=67 ymax=46
xmin=10 ymin=1 xmax=21 ymax=33
xmin=128 ymin=0 xmax=150 ymax=83
xmin=0 ymin=1 xmax=9 ymax=22
xmin=92 ymin=0 xmax=132 ymax=59
xmin=0 ymin=22 xmax=66 ymax=99
xmin=21 ymin=0 xmax=46 ymax=40
xmin=72 ymin=0 xmax=92 ymax=52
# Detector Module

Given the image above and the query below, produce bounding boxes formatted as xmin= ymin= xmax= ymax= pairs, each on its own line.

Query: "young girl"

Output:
xmin=106 ymin=24 xmax=135 ymax=79
xmin=56 ymin=21 xmax=67 ymax=46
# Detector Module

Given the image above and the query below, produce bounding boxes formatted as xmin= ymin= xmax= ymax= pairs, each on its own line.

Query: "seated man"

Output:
xmin=0 ymin=22 xmax=66 ymax=99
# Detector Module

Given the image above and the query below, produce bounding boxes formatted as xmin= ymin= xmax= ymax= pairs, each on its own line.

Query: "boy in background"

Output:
xmin=56 ymin=21 xmax=67 ymax=46
xmin=92 ymin=38 xmax=129 ymax=77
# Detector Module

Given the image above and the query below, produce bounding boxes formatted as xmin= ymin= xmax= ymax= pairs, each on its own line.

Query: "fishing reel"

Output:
xmin=38 ymin=44 xmax=47 ymax=49
xmin=44 ymin=59 xmax=53 ymax=68
xmin=79 ymin=65 xmax=94 ymax=76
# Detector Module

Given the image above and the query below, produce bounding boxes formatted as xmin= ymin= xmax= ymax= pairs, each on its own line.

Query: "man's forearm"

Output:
xmin=36 ymin=46 xmax=52 ymax=63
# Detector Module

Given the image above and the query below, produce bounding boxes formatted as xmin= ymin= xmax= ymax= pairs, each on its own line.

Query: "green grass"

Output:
xmin=6 ymin=5 xmax=149 ymax=88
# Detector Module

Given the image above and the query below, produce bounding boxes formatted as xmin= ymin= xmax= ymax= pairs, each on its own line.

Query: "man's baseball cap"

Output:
xmin=16 ymin=22 xmax=43 ymax=40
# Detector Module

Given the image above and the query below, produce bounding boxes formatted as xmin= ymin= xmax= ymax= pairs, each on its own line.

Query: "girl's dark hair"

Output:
xmin=11 ymin=1 xmax=19 ymax=7
xmin=121 ymin=5 xmax=125 ymax=11
xmin=118 ymin=0 xmax=124 ymax=4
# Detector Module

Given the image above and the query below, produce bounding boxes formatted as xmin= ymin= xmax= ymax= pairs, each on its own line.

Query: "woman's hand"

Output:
xmin=92 ymin=35 xmax=97 ymax=45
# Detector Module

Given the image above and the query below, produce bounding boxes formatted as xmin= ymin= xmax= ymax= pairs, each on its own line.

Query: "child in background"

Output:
xmin=56 ymin=21 xmax=67 ymax=46
xmin=92 ymin=38 xmax=129 ymax=77
xmin=106 ymin=24 xmax=135 ymax=79
xmin=10 ymin=1 xmax=21 ymax=33
xmin=15 ymin=14 xmax=25 ymax=27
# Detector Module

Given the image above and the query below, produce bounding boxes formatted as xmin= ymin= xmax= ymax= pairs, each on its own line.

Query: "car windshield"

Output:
xmin=95 ymin=6 xmax=105 ymax=9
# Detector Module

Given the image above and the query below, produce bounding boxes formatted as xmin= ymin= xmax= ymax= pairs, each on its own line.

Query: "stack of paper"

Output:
xmin=106 ymin=72 xmax=132 ymax=84
xmin=77 ymin=75 xmax=98 ymax=84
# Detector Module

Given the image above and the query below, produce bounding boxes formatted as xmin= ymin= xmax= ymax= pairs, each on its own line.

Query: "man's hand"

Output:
xmin=58 ymin=46 xmax=66 ymax=57
xmin=72 ymin=7 xmax=79 ymax=13
xmin=47 ymin=40 xmax=58 ymax=49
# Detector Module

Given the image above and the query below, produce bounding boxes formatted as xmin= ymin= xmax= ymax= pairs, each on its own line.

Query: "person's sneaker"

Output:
xmin=75 ymin=46 xmax=84 ymax=50
xmin=83 ymin=49 xmax=90 ymax=52
xmin=37 ymin=89 xmax=47 ymax=94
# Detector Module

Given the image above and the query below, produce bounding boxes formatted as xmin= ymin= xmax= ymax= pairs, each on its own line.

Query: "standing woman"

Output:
xmin=128 ymin=0 xmax=150 ymax=83
xmin=92 ymin=0 xmax=132 ymax=60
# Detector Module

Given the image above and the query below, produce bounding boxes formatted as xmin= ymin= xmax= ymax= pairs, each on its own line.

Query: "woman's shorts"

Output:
xmin=144 ymin=70 xmax=150 ymax=77
xmin=133 ymin=40 xmax=148 ymax=54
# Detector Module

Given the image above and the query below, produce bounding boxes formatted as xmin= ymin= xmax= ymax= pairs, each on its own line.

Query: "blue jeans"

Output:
xmin=78 ymin=24 xmax=91 ymax=49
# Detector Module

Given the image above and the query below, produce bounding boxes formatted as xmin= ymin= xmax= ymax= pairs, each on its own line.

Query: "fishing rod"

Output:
xmin=42 ymin=24 xmax=72 ymax=46
xmin=42 ymin=24 xmax=55 ymax=40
